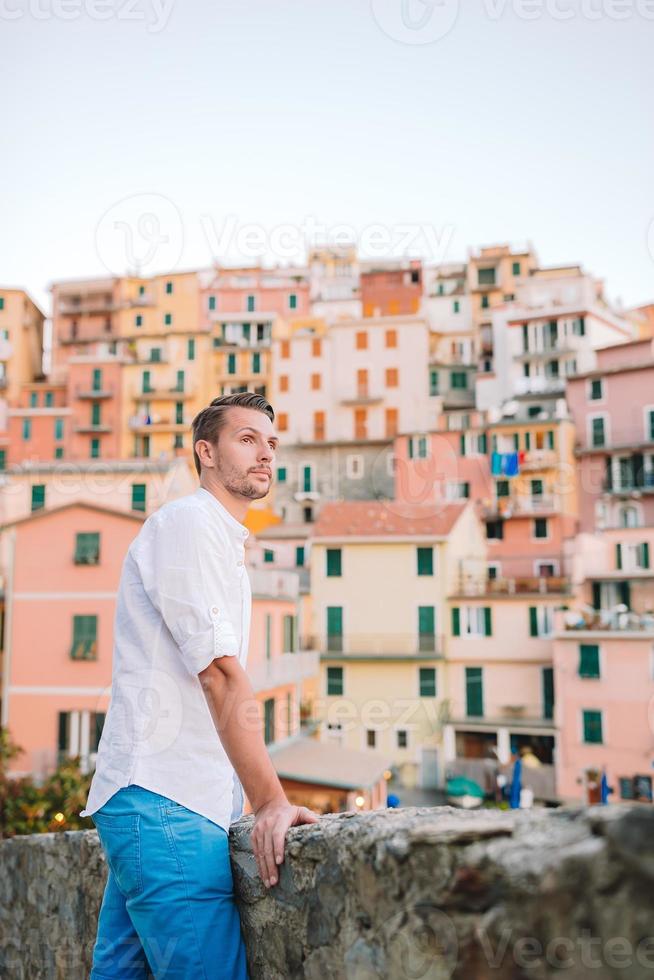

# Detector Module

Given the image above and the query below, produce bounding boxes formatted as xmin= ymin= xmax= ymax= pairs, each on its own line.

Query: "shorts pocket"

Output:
xmin=93 ymin=812 xmax=143 ymax=899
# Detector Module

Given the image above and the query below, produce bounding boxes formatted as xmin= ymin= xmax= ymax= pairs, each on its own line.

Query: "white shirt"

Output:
xmin=80 ymin=486 xmax=252 ymax=833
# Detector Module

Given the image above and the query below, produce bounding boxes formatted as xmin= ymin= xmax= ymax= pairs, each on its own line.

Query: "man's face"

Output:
xmin=207 ymin=407 xmax=278 ymax=500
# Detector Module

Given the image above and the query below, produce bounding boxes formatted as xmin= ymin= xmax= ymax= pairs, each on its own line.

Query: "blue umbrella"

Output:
xmin=386 ymin=793 xmax=401 ymax=808
xmin=600 ymin=770 xmax=612 ymax=804
xmin=509 ymin=757 xmax=522 ymax=809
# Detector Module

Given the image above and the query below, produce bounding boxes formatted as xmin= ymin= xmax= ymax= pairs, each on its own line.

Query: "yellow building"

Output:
xmin=309 ymin=499 xmax=486 ymax=788
xmin=0 ymin=288 xmax=45 ymax=405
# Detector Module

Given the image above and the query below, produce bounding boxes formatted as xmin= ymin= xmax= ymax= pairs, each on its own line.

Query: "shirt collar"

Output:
xmin=196 ymin=486 xmax=250 ymax=541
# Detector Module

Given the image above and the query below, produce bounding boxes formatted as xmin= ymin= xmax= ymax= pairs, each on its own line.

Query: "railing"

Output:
xmin=483 ymin=494 xmax=556 ymax=517
xmin=338 ymin=386 xmax=384 ymax=405
xmin=456 ymin=576 xmax=570 ymax=596
xmin=446 ymin=758 xmax=556 ymax=801
xmin=249 ymin=566 xmax=300 ymax=599
xmin=248 ymin=651 xmax=319 ymax=694
xmin=561 ymin=609 xmax=654 ymax=632
xmin=74 ymin=385 xmax=114 ymax=399
xmin=521 ymin=450 xmax=558 ymax=471
xmin=513 ymin=377 xmax=566 ymax=396
xmin=603 ymin=473 xmax=654 ymax=493
xmin=305 ymin=632 xmax=444 ymax=656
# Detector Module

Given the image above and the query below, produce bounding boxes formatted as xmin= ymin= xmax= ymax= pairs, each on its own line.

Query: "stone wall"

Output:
xmin=1 ymin=804 xmax=653 ymax=979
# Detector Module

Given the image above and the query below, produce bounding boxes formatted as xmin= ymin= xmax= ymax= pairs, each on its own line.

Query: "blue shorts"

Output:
xmin=89 ymin=784 xmax=249 ymax=979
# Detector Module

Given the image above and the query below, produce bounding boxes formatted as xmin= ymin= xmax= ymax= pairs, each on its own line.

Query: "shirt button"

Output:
xmin=237 ymin=560 xmax=244 ymax=567
xmin=211 ymin=606 xmax=218 ymax=614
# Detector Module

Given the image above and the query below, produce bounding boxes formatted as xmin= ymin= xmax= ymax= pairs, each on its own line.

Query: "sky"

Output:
xmin=1 ymin=0 xmax=652 ymax=314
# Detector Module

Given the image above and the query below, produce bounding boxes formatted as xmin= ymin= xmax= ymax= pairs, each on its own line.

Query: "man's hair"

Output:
xmin=191 ymin=392 xmax=275 ymax=477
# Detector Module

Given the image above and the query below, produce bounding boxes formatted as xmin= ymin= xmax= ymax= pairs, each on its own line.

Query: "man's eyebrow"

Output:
xmin=236 ymin=426 xmax=279 ymax=444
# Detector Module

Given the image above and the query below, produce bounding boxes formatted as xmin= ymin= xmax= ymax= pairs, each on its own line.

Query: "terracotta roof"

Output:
xmin=268 ymin=737 xmax=391 ymax=790
xmin=313 ymin=500 xmax=467 ymax=539
xmin=0 ymin=500 xmax=146 ymax=530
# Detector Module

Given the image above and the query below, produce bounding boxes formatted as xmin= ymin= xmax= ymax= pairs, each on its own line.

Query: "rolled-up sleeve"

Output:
xmin=134 ymin=509 xmax=241 ymax=677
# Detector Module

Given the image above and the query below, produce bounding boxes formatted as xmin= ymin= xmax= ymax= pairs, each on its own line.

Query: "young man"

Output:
xmin=81 ymin=392 xmax=319 ymax=979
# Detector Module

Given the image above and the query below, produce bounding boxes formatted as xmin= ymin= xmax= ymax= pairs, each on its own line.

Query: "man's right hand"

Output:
xmin=251 ymin=797 xmax=320 ymax=889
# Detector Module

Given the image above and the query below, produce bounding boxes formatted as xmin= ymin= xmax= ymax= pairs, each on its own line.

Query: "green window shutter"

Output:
xmin=227 ymin=353 xmax=236 ymax=374
xmin=45 ymin=391 xmax=54 ymax=407
xmin=289 ymin=293 xmax=297 ymax=310
xmin=512 ymin=261 xmax=521 ymax=275
xmin=326 ymin=607 xmax=343 ymax=652
xmin=529 ymin=606 xmax=538 ymax=637
xmin=135 ymin=314 xmax=143 ymax=327
xmin=649 ymin=410 xmax=654 ymax=441
xmin=31 ymin=484 xmax=45 ymax=511
xmin=326 ymin=666 xmax=343 ymax=696
xmin=263 ymin=698 xmax=275 ymax=744
xmin=91 ymin=403 xmax=101 ymax=426
xmin=579 ymin=644 xmax=600 ymax=678
xmin=74 ymin=532 xmax=100 ymax=565
xmin=483 ymin=607 xmax=492 ymax=636
xmin=513 ymin=433 xmax=520 ymax=451
xmin=70 ymin=615 xmax=98 ymax=660
xmin=542 ymin=667 xmax=554 ymax=719
xmin=165 ymin=281 xmax=173 ymax=294
xmin=465 ymin=667 xmax=483 ymax=717
xmin=302 ymin=466 xmax=312 ymax=492
xmin=252 ymin=352 xmax=261 ymax=373
xmin=263 ymin=549 xmax=274 ymax=563
xmin=417 ymin=547 xmax=433 ymax=576
xmin=23 ymin=418 xmax=32 ymax=440
xmin=479 ymin=433 xmax=488 ymax=454
xmin=142 ymin=370 xmax=151 ymax=393
xmin=175 ymin=402 xmax=184 ymax=424
xmin=176 ymin=370 xmax=184 ymax=391
xmin=54 ymin=418 xmax=64 ymax=441
xmin=0 ymin=449 xmax=6 ymax=471
xmin=29 ymin=392 xmax=37 ymax=407
xmin=208 ymin=295 xmax=216 ymax=311
xmin=131 ymin=483 xmax=146 ymax=512
xmin=164 ymin=313 xmax=172 ymax=326
xmin=524 ymin=431 xmax=531 ymax=450
xmin=459 ymin=434 xmax=466 ymax=457
xmin=295 ymin=546 xmax=305 ymax=566
xmin=57 ymin=711 xmax=70 ymax=755
xmin=546 ymin=430 xmax=555 ymax=450
xmin=419 ymin=667 xmax=436 ymax=697
xmin=326 ymin=548 xmax=342 ymax=577
xmin=642 ymin=542 xmax=650 ymax=569
xmin=615 ymin=543 xmax=622 ymax=570
xmin=92 ymin=368 xmax=102 ymax=391
xmin=583 ymin=710 xmax=603 ymax=744
xmin=451 ymin=606 xmax=460 ymax=636
xmin=277 ymin=466 xmax=287 ymax=483
xmin=247 ymin=295 xmax=255 ymax=312
xmin=187 ymin=338 xmax=195 ymax=360
xmin=407 ymin=437 xmax=414 ymax=459
xmin=90 ymin=438 xmax=100 ymax=458
xmin=418 ymin=606 xmax=435 ymax=651
xmin=265 ymin=614 xmax=272 ymax=659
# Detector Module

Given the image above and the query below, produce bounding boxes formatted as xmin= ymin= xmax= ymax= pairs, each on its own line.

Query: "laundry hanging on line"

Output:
xmin=491 ymin=452 xmax=520 ymax=477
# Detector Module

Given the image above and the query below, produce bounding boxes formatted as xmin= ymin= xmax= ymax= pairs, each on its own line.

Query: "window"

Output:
xmin=252 ymin=352 xmax=261 ymax=374
xmin=417 ymin=547 xmax=434 ymax=576
xmin=246 ymin=294 xmax=256 ymax=313
xmin=164 ymin=313 xmax=172 ymax=326
xmin=90 ymin=438 xmax=100 ymax=459
xmin=589 ymin=378 xmax=603 ymax=401
xmin=542 ymin=667 xmax=554 ymax=719
xmin=646 ymin=408 xmax=654 ymax=442
xmin=327 ymin=665 xmax=343 ymax=695
xmin=311 ymin=373 xmax=321 ymax=390
xmin=208 ymin=295 xmax=216 ymax=311
xmin=512 ymin=261 xmax=521 ymax=276
xmin=45 ymin=391 xmax=54 ymax=407
xmin=70 ymin=614 xmax=98 ymax=660
xmin=450 ymin=371 xmax=467 ymax=389
xmin=142 ymin=370 xmax=152 ymax=394
xmin=465 ymin=667 xmax=484 ymax=717
xmin=590 ymin=416 xmax=606 ymax=448
xmin=533 ymin=518 xmax=548 ymax=539
xmin=408 ymin=435 xmax=428 ymax=459
xmin=283 ymin=614 xmax=296 ymax=652
xmin=55 ymin=446 xmax=64 ymax=459
xmin=429 ymin=369 xmax=439 ymax=396
xmin=280 ymin=340 xmax=290 ymax=358
xmin=264 ymin=698 xmax=275 ymax=744
xmin=453 ymin=300 xmax=460 ymax=314
xmin=131 ymin=483 xmax=146 ymax=512
xmin=278 ymin=375 xmax=289 ymax=393
xmin=366 ymin=729 xmax=376 ymax=748
xmin=571 ymin=316 xmax=586 ymax=336
xmin=478 ymin=267 xmax=496 ymax=286
xmin=582 ymin=709 xmax=603 ymax=744
xmin=91 ymin=403 xmax=101 ymax=426
xmin=29 ymin=391 xmax=38 ymax=407
xmin=355 ymin=330 xmax=368 ymax=350
xmin=277 ymin=465 xmax=287 ymax=483
xmin=418 ymin=606 xmax=436 ymax=651
xmin=530 ymin=479 xmax=543 ymax=497
xmin=277 ymin=413 xmax=288 ymax=432
xmin=452 ymin=606 xmax=492 ymax=637
xmin=529 ymin=606 xmax=553 ymax=637
xmin=326 ymin=548 xmax=342 ymax=577
xmin=54 ymin=418 xmax=64 ymax=441
xmin=187 ymin=338 xmax=195 ymax=360
xmin=227 ymin=353 xmax=237 ymax=375
xmin=314 ymin=411 xmax=325 ymax=441
xmin=447 ymin=481 xmax=470 ymax=500
xmin=419 ymin=667 xmax=436 ymax=697
xmin=311 ymin=338 xmax=321 ymax=356
xmin=385 ymin=408 xmax=398 ymax=438
xmin=346 ymin=454 xmax=363 ymax=479
xmin=326 ymin=607 xmax=343 ymax=652
xmin=481 ymin=295 xmax=490 ymax=309
xmin=385 ymin=329 xmax=397 ymax=348
xmin=0 ymin=296 xmax=3 ymax=309
xmin=385 ymin=367 xmax=398 ymax=387
xmin=288 ymin=293 xmax=297 ymax=310
xmin=75 ymin=532 xmax=100 ymax=565
xmin=578 ymin=643 xmax=601 ymax=680
xmin=23 ymin=418 xmax=31 ymax=440
xmin=496 ymin=479 xmax=510 ymax=498
xmin=615 ymin=541 xmax=649 ymax=571
xmin=486 ymin=519 xmax=504 ymax=540
xmin=263 ymin=549 xmax=274 ymax=564
xmin=301 ymin=464 xmax=314 ymax=493
xmin=354 ymin=408 xmax=367 ymax=439
xmin=31 ymin=484 xmax=45 ymax=511
xmin=295 ymin=545 xmax=305 ymax=567
xmin=135 ymin=314 xmax=143 ymax=327
xmin=0 ymin=449 xmax=5 ymax=470
xmin=546 ymin=430 xmax=555 ymax=450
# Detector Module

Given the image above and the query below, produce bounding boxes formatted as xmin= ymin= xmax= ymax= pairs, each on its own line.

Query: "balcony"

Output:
xmin=74 ymin=423 xmax=112 ymax=434
xmin=521 ymin=450 xmax=558 ymax=471
xmin=454 ymin=575 xmax=570 ymax=597
xmin=513 ymin=377 xmax=566 ymax=396
xmin=603 ymin=472 xmax=654 ymax=495
xmin=0 ymin=338 xmax=13 ymax=360
xmin=129 ymin=415 xmax=189 ymax=432
xmin=308 ymin=632 xmax=444 ymax=658
xmin=560 ymin=608 xmax=654 ymax=633
xmin=133 ymin=385 xmax=195 ymax=400
xmin=339 ymin=386 xmax=383 ymax=406
xmin=442 ymin=387 xmax=475 ymax=408
xmin=447 ymin=757 xmax=556 ymax=801
xmin=248 ymin=651 xmax=319 ymax=694
xmin=483 ymin=494 xmax=557 ymax=517
xmin=58 ymin=298 xmax=116 ymax=315
xmin=74 ymin=385 xmax=114 ymax=399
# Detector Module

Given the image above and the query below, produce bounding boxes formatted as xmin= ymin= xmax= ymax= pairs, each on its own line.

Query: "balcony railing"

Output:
xmin=307 ymin=632 xmax=444 ymax=656
xmin=603 ymin=473 xmax=654 ymax=494
xmin=521 ymin=450 xmax=558 ymax=471
xmin=483 ymin=494 xmax=557 ymax=517
xmin=75 ymin=385 xmax=114 ymax=399
xmin=513 ymin=377 xmax=566 ymax=396
xmin=248 ymin=651 xmax=319 ymax=694
xmin=338 ymin=386 xmax=384 ymax=405
xmin=561 ymin=608 xmax=654 ymax=632
xmin=446 ymin=758 xmax=556 ymax=801
xmin=455 ymin=575 xmax=570 ymax=597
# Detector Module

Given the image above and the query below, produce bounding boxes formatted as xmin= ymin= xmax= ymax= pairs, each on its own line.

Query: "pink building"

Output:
xmin=553 ymin=611 xmax=654 ymax=804
xmin=201 ymin=266 xmax=310 ymax=326
xmin=567 ymin=338 xmax=654 ymax=534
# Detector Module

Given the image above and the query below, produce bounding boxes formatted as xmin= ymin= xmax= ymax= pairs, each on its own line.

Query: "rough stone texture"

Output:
xmin=1 ymin=805 xmax=654 ymax=979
